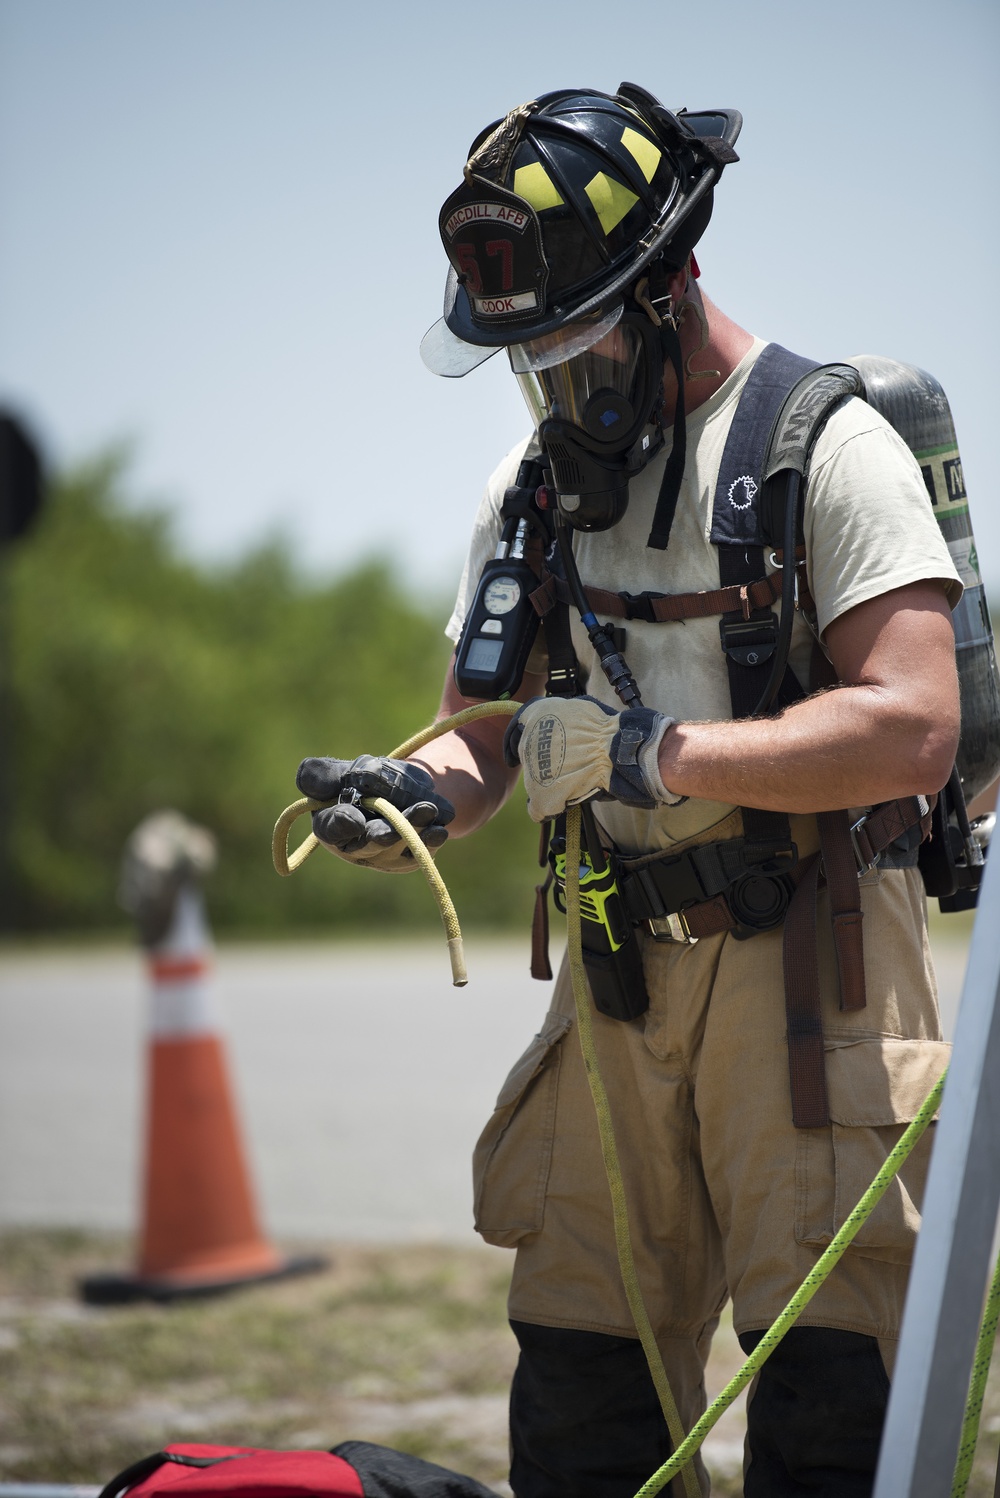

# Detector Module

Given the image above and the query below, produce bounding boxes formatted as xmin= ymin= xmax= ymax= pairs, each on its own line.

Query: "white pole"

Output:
xmin=874 ymin=846 xmax=1000 ymax=1496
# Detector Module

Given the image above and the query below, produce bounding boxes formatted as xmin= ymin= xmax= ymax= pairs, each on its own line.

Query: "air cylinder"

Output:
xmin=851 ymin=355 xmax=1000 ymax=803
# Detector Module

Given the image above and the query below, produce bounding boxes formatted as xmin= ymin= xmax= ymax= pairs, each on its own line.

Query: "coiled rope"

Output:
xmin=273 ymin=707 xmax=991 ymax=1493
xmin=272 ymin=703 xmax=519 ymax=987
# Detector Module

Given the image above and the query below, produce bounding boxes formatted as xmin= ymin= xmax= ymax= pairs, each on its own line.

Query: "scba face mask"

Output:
xmin=509 ymin=300 xmax=668 ymax=530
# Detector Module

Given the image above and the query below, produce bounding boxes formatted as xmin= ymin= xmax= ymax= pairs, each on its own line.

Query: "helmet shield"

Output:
xmin=508 ymin=302 xmax=624 ymax=373
xmin=509 ymin=307 xmax=645 ymax=435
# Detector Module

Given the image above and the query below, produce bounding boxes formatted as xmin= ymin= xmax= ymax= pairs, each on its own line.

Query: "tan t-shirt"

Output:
xmin=446 ymin=337 xmax=962 ymax=855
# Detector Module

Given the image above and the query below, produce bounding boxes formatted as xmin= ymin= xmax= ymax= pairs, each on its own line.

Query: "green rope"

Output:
xmin=564 ymin=807 xmax=701 ymax=1498
xmin=951 ymin=1242 xmax=1000 ymax=1496
xmin=632 ymin=1069 xmax=948 ymax=1498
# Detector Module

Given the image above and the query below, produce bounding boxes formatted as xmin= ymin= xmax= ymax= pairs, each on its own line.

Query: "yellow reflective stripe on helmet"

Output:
xmin=620 ymin=125 xmax=661 ymax=184
xmin=585 ymin=172 xmax=639 ymax=236
xmin=513 ymin=161 xmax=565 ymax=212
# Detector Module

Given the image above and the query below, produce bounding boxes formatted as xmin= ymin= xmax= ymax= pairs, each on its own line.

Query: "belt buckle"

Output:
xmin=849 ymin=814 xmax=880 ymax=876
xmin=648 ymin=910 xmax=698 ymax=945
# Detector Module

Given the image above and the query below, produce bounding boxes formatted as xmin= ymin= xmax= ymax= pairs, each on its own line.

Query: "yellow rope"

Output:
xmin=369 ymin=795 xmax=466 ymax=986
xmin=271 ymin=701 xmax=520 ymax=985
xmin=564 ymin=806 xmax=700 ymax=1498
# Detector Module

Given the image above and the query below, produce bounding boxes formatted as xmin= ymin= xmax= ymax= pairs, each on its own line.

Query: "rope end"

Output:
xmin=447 ymin=935 xmax=468 ymax=987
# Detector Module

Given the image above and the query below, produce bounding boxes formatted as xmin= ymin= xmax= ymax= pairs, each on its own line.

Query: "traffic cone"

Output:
xmin=80 ymin=812 xmax=326 ymax=1304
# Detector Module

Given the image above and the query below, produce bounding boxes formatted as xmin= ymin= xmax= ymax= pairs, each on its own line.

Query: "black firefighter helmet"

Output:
xmin=421 ymin=84 xmax=742 ymax=378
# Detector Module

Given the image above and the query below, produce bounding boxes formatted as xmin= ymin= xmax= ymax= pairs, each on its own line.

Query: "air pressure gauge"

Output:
xmin=483 ymin=576 xmax=522 ymax=615
xmin=454 ymin=558 xmax=540 ymax=699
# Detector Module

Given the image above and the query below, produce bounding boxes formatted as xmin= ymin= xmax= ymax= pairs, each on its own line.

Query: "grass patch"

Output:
xmin=0 ymin=1231 xmax=516 ymax=1488
xmin=6 ymin=1230 xmax=995 ymax=1493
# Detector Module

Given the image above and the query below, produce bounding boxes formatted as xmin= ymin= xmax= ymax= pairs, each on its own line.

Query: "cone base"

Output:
xmin=78 ymin=1252 xmax=328 ymax=1305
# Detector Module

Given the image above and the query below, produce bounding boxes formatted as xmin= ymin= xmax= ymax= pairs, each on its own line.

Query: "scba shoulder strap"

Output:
xmin=740 ymin=355 xmax=943 ymax=1126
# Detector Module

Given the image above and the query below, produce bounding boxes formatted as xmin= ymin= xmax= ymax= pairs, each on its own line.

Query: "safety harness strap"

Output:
xmin=781 ymin=820 xmax=863 ymax=1128
xmin=778 ymin=795 xmax=933 ymax=1125
xmin=818 ymin=810 xmax=867 ymax=1012
xmin=782 ymin=853 xmax=831 ymax=1128
xmin=529 ymin=562 xmax=812 ymax=624
xmin=531 ymin=821 xmax=555 ymax=981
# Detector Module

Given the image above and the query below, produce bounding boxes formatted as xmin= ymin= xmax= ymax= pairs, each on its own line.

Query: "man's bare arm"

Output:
xmin=657 ymin=580 xmax=960 ymax=812
xmin=407 ymin=657 xmax=546 ymax=837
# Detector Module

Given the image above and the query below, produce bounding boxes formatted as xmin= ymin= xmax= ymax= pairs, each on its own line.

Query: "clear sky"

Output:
xmin=1 ymin=0 xmax=997 ymax=596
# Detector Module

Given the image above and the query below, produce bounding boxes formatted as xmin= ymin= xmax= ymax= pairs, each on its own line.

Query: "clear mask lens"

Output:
xmin=509 ymin=307 xmax=645 ymax=431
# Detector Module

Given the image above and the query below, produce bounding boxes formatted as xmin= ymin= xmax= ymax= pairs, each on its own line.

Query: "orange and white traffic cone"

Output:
xmin=81 ymin=813 xmax=325 ymax=1303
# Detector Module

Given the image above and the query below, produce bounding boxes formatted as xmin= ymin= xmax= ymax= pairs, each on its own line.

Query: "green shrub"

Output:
xmin=4 ymin=455 xmax=537 ymax=934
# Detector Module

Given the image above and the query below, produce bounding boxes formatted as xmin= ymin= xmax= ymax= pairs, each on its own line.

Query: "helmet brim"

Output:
xmin=420 ymin=296 xmax=503 ymax=377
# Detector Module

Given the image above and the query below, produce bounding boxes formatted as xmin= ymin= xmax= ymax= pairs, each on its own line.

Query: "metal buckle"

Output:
xmin=850 ymin=814 xmax=881 ymax=876
xmin=648 ymin=910 xmax=698 ymax=945
xmin=767 ymin=551 xmax=800 ymax=607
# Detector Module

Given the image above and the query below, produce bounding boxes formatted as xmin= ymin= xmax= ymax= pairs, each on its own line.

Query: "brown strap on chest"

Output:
xmin=529 ymin=558 xmax=810 ymax=625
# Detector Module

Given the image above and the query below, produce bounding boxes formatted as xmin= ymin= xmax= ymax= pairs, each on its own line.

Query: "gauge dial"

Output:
xmin=483 ymin=576 xmax=521 ymax=615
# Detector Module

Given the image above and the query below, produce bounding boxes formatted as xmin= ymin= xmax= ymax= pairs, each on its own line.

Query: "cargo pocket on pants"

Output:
xmin=795 ymin=1038 xmax=950 ymax=1263
xmin=472 ymin=1011 xmax=572 ymax=1248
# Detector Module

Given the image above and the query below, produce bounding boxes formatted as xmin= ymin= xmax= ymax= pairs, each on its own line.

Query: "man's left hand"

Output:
xmin=502 ymin=695 xmax=682 ymax=822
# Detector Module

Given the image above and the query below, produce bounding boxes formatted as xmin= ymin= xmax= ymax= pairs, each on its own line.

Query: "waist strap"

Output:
xmin=620 ymin=797 xmax=927 ymax=933
xmin=621 ymin=835 xmax=797 ymax=925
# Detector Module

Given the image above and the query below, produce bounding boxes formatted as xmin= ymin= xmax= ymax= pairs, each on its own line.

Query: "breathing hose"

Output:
xmin=273 ymin=706 xmax=993 ymax=1493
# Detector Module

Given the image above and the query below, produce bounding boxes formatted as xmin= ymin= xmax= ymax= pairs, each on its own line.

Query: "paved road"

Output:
xmin=0 ymin=928 xmax=973 ymax=1241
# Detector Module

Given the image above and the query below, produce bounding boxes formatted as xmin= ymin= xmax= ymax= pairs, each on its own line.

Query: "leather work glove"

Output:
xmin=502 ymin=695 xmax=683 ymax=823
xmin=295 ymin=755 xmax=456 ymax=874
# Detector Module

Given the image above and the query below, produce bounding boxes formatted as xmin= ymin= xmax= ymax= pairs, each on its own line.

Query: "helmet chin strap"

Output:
xmin=680 ymin=275 xmax=721 ymax=381
xmin=646 ymin=304 xmax=687 ymax=551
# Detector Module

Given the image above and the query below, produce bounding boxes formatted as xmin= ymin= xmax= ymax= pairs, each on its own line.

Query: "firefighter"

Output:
xmin=298 ymin=87 xmax=962 ymax=1496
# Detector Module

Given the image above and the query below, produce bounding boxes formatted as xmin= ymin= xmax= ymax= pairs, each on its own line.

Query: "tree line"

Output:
xmin=4 ymin=456 xmax=539 ymax=938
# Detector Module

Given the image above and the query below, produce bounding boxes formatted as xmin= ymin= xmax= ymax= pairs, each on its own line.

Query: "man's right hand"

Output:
xmin=295 ymin=755 xmax=456 ymax=874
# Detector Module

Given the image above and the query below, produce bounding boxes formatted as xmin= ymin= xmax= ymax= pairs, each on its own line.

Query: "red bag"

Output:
xmin=98 ymin=1445 xmax=363 ymax=1497
xmin=99 ymin=1440 xmax=497 ymax=1498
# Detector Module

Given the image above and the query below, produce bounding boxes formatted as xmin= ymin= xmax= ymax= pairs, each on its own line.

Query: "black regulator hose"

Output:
xmin=752 ymin=469 xmax=800 ymax=718
xmin=556 ymin=515 xmax=644 ymax=709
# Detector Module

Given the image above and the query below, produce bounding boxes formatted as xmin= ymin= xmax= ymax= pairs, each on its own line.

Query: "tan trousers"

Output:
xmin=473 ymin=852 xmax=949 ymax=1466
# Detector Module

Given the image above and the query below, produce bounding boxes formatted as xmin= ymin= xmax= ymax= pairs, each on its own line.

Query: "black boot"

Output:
xmin=508 ymin=1320 xmax=678 ymax=1498
xmin=739 ymin=1326 xmax=890 ymax=1496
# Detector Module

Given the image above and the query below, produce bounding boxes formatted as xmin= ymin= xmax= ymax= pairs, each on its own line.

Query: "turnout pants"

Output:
xmin=472 ymin=854 xmax=948 ymax=1495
